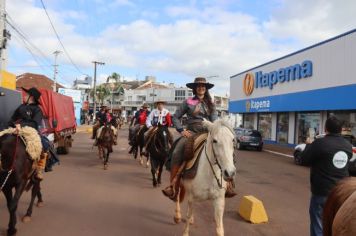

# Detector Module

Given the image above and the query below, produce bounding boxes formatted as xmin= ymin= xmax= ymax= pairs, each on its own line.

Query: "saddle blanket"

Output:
xmin=0 ymin=126 xmax=42 ymax=161
xmin=183 ymin=132 xmax=208 ymax=180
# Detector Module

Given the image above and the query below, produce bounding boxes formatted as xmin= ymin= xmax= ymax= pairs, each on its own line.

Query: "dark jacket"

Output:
xmin=9 ymin=103 xmax=43 ymax=131
xmin=96 ymin=111 xmax=107 ymax=125
xmin=301 ymin=133 xmax=353 ymax=196
xmin=172 ymin=96 xmax=218 ymax=133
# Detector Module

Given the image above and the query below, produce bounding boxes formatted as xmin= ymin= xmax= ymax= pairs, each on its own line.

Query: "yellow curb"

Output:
xmin=238 ymin=195 xmax=268 ymax=224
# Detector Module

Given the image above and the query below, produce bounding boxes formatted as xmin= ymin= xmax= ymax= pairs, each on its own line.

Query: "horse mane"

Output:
xmin=323 ymin=177 xmax=356 ymax=236
xmin=210 ymin=118 xmax=235 ymax=136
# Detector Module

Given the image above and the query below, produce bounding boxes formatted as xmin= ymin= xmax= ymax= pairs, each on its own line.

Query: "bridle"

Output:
xmin=204 ymin=126 xmax=235 ymax=189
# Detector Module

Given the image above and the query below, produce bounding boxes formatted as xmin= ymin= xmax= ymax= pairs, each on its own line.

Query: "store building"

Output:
xmin=229 ymin=29 xmax=356 ymax=145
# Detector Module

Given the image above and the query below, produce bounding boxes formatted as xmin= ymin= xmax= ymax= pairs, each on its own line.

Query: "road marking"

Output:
xmin=264 ymin=150 xmax=293 ymax=158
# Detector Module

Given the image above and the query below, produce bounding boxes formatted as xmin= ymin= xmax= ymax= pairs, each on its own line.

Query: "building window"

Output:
xmin=175 ymin=90 xmax=186 ymax=101
xmin=258 ymin=113 xmax=272 ymax=140
xmin=243 ymin=113 xmax=255 ymax=129
xmin=295 ymin=112 xmax=321 ymax=144
xmin=328 ymin=110 xmax=356 ymax=146
xmin=277 ymin=113 xmax=289 ymax=144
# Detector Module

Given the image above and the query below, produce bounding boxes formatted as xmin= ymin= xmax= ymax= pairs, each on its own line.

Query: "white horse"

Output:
xmin=174 ymin=119 xmax=237 ymax=236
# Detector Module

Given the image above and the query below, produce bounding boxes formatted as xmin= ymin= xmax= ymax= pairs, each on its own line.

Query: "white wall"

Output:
xmin=230 ymin=31 xmax=356 ymax=102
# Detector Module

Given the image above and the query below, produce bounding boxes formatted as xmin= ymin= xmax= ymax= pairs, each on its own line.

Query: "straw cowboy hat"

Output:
xmin=154 ymin=98 xmax=167 ymax=104
xmin=22 ymin=87 xmax=41 ymax=103
xmin=186 ymin=77 xmax=214 ymax=90
xmin=142 ymin=103 xmax=150 ymax=108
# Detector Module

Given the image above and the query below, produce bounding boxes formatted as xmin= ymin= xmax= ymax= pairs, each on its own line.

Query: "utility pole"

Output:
xmin=92 ymin=61 xmax=105 ymax=120
xmin=0 ymin=0 xmax=11 ymax=82
xmin=53 ymin=50 xmax=61 ymax=91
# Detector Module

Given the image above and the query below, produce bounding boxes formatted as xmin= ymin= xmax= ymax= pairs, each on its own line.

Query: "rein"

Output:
xmin=1 ymin=134 xmax=20 ymax=190
xmin=204 ymin=140 xmax=223 ymax=189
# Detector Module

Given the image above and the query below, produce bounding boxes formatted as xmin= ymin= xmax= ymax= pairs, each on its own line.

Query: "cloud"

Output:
xmin=263 ymin=0 xmax=356 ymax=45
xmin=6 ymin=0 xmax=356 ymax=95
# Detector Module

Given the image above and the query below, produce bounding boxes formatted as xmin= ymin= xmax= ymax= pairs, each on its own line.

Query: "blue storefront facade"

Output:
xmin=229 ymin=29 xmax=356 ymax=145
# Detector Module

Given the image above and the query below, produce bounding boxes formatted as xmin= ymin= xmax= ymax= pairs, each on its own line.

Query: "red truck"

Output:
xmin=33 ymin=89 xmax=77 ymax=154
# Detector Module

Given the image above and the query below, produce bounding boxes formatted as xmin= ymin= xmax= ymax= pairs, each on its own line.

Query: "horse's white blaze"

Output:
xmin=176 ymin=119 xmax=236 ymax=236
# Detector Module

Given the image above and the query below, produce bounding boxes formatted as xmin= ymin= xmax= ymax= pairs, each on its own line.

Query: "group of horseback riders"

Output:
xmin=91 ymin=105 xmax=118 ymax=146
xmin=127 ymin=77 xmax=236 ymax=200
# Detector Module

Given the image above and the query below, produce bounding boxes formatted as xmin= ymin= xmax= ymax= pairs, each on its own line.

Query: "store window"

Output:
xmin=175 ymin=90 xmax=186 ymax=101
xmin=258 ymin=113 xmax=272 ymax=139
xmin=295 ymin=112 xmax=321 ymax=144
xmin=328 ymin=110 xmax=356 ymax=146
xmin=243 ymin=113 xmax=255 ymax=129
xmin=277 ymin=113 xmax=289 ymax=144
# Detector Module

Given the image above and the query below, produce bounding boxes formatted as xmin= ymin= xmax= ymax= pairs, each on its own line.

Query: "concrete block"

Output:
xmin=238 ymin=195 xmax=268 ymax=224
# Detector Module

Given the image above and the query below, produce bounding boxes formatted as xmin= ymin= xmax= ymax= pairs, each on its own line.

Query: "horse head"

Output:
xmin=101 ymin=123 xmax=114 ymax=144
xmin=203 ymin=118 xmax=236 ymax=181
xmin=155 ymin=124 xmax=170 ymax=155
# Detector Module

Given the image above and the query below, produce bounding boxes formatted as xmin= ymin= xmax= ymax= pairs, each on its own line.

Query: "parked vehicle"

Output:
xmin=294 ymin=133 xmax=356 ymax=176
xmin=234 ymin=128 xmax=263 ymax=151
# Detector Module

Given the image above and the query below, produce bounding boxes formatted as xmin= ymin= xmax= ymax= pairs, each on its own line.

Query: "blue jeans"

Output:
xmin=309 ymin=194 xmax=327 ymax=236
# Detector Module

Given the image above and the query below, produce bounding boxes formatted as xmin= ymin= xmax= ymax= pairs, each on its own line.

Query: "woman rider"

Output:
xmin=162 ymin=77 xmax=236 ymax=200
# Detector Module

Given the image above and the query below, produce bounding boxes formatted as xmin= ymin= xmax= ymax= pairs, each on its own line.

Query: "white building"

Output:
xmin=123 ymin=80 xmax=229 ymax=116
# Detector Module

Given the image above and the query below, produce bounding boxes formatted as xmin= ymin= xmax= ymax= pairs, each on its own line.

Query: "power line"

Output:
xmin=39 ymin=0 xmax=85 ymax=75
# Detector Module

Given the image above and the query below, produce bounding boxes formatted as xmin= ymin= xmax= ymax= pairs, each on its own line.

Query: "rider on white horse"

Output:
xmin=162 ymin=77 xmax=236 ymax=201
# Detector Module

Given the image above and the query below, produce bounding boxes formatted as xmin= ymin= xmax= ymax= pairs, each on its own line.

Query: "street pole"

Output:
xmin=53 ymin=50 xmax=61 ymax=91
xmin=92 ymin=61 xmax=105 ymax=120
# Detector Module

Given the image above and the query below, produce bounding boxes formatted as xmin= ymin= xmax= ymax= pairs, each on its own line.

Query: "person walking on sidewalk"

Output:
xmin=301 ymin=116 xmax=353 ymax=236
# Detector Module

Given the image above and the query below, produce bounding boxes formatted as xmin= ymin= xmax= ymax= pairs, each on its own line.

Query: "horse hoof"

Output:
xmin=104 ymin=165 xmax=108 ymax=170
xmin=7 ymin=228 xmax=17 ymax=236
xmin=22 ymin=216 xmax=31 ymax=223
xmin=140 ymin=160 xmax=144 ymax=165
xmin=37 ymin=201 xmax=44 ymax=208
xmin=146 ymin=162 xmax=150 ymax=168
xmin=174 ymin=216 xmax=181 ymax=224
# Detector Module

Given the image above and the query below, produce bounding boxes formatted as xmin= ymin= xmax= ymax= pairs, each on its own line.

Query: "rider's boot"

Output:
xmin=162 ymin=163 xmax=184 ymax=201
xmin=225 ymin=180 xmax=237 ymax=198
xmin=36 ymin=152 xmax=48 ymax=180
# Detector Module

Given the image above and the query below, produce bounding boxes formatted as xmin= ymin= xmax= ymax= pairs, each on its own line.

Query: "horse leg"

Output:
xmin=3 ymin=187 xmax=17 ymax=236
xmin=183 ymin=200 xmax=194 ymax=236
xmin=150 ymin=162 xmax=157 ymax=187
xmin=145 ymin=154 xmax=150 ymax=168
xmin=37 ymin=185 xmax=44 ymax=207
xmin=174 ymin=188 xmax=182 ymax=224
xmin=213 ymin=196 xmax=225 ymax=236
xmin=7 ymin=181 xmax=26 ymax=236
xmin=23 ymin=180 xmax=40 ymax=222
xmin=104 ymin=149 xmax=108 ymax=170
xmin=157 ymin=162 xmax=164 ymax=185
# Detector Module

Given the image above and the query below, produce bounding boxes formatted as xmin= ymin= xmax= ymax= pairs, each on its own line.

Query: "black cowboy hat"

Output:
xmin=22 ymin=87 xmax=41 ymax=102
xmin=186 ymin=77 xmax=214 ymax=90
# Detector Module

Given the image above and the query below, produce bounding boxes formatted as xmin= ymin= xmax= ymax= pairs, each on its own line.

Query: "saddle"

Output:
xmin=182 ymin=132 xmax=208 ymax=179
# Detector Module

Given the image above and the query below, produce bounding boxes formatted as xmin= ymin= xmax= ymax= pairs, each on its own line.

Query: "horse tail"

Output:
xmin=323 ymin=177 xmax=356 ymax=236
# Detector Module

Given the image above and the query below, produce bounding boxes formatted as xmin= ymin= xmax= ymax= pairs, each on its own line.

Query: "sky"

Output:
xmin=5 ymin=0 xmax=356 ymax=95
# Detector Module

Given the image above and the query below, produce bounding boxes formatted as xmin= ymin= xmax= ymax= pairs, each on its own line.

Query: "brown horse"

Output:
xmin=146 ymin=125 xmax=170 ymax=187
xmin=323 ymin=177 xmax=356 ymax=236
xmin=97 ymin=123 xmax=115 ymax=170
xmin=0 ymin=134 xmax=43 ymax=236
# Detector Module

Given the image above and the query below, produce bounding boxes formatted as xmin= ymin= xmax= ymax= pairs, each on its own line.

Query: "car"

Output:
xmin=234 ymin=128 xmax=263 ymax=151
xmin=294 ymin=134 xmax=356 ymax=176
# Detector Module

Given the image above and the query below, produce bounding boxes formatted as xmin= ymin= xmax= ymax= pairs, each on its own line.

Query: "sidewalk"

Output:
xmin=264 ymin=143 xmax=294 ymax=157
